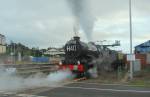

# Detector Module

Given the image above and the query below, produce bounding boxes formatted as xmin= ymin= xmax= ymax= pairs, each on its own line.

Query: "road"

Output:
xmin=0 ymin=82 xmax=150 ymax=97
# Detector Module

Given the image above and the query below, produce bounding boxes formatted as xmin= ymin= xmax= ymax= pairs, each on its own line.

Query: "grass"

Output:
xmin=128 ymin=80 xmax=150 ymax=87
xmin=83 ymin=67 xmax=150 ymax=88
xmin=83 ymin=71 xmax=125 ymax=84
xmin=127 ymin=66 xmax=150 ymax=87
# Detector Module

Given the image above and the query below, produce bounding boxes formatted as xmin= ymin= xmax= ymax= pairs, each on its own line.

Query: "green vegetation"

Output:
xmin=6 ymin=42 xmax=46 ymax=57
xmin=128 ymin=67 xmax=150 ymax=87
xmin=129 ymin=80 xmax=150 ymax=87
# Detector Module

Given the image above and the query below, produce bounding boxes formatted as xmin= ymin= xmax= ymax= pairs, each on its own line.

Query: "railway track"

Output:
xmin=0 ymin=64 xmax=58 ymax=75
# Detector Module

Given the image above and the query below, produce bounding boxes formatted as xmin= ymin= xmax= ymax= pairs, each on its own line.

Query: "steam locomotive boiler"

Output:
xmin=61 ymin=36 xmax=100 ymax=78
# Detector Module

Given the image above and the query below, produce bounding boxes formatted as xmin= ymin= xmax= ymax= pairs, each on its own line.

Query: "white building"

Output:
xmin=0 ymin=34 xmax=6 ymax=54
xmin=44 ymin=48 xmax=65 ymax=64
xmin=44 ymin=48 xmax=65 ymax=56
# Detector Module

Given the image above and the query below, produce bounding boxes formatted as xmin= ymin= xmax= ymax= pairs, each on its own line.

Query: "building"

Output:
xmin=44 ymin=48 xmax=65 ymax=56
xmin=0 ymin=34 xmax=6 ymax=54
xmin=44 ymin=48 xmax=65 ymax=64
xmin=135 ymin=40 xmax=150 ymax=54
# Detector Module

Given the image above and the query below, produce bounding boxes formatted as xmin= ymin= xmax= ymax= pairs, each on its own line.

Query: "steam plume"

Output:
xmin=67 ymin=0 xmax=95 ymax=41
xmin=0 ymin=67 xmax=73 ymax=92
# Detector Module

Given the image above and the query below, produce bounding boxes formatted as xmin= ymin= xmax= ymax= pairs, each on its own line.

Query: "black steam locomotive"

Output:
xmin=60 ymin=35 xmax=126 ymax=78
xmin=61 ymin=36 xmax=100 ymax=78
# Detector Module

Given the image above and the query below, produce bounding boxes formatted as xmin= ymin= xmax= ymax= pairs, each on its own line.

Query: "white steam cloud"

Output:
xmin=67 ymin=0 xmax=96 ymax=41
xmin=0 ymin=67 xmax=73 ymax=92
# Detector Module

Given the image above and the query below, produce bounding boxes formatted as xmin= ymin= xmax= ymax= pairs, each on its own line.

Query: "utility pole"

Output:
xmin=14 ymin=43 xmax=16 ymax=64
xmin=10 ymin=41 xmax=13 ymax=64
xmin=129 ymin=0 xmax=133 ymax=79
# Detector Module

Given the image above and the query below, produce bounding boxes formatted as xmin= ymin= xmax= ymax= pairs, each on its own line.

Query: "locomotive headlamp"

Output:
xmin=77 ymin=61 xmax=80 ymax=65
xmin=59 ymin=61 xmax=62 ymax=65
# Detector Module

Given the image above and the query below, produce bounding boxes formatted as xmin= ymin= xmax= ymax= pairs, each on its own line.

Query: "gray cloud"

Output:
xmin=0 ymin=0 xmax=149 ymax=53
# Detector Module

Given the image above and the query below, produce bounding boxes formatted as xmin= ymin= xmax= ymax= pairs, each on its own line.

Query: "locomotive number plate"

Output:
xmin=66 ymin=45 xmax=77 ymax=51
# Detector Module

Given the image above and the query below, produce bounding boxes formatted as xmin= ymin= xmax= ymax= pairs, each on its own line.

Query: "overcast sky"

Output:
xmin=0 ymin=0 xmax=150 ymax=53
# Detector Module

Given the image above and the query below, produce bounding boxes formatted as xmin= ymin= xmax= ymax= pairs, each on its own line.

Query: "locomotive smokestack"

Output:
xmin=73 ymin=36 xmax=80 ymax=42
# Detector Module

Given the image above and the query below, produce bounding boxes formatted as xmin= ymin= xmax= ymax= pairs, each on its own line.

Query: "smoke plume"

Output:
xmin=0 ymin=67 xmax=73 ymax=92
xmin=67 ymin=0 xmax=95 ymax=41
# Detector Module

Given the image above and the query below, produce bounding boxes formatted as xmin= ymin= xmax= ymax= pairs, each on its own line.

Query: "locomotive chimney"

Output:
xmin=73 ymin=28 xmax=80 ymax=42
xmin=73 ymin=36 xmax=80 ymax=42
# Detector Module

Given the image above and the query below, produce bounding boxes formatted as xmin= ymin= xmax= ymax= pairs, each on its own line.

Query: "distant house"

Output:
xmin=0 ymin=34 xmax=6 ymax=54
xmin=135 ymin=40 xmax=150 ymax=54
xmin=44 ymin=48 xmax=65 ymax=56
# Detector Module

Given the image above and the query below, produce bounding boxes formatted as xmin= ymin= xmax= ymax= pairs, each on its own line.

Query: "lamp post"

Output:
xmin=14 ymin=43 xmax=16 ymax=64
xmin=129 ymin=0 xmax=133 ymax=79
